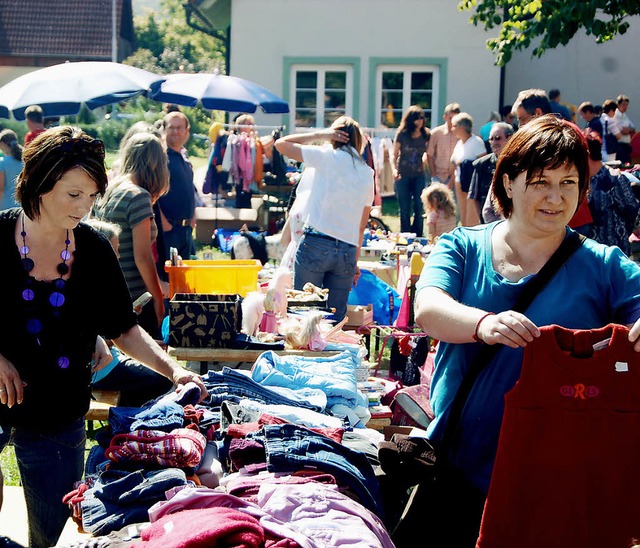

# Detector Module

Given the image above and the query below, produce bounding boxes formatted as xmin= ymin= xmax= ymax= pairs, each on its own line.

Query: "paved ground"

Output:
xmin=0 ymin=486 xmax=89 ymax=546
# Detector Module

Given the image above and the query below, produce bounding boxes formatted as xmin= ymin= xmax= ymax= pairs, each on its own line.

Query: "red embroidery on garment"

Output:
xmin=559 ymin=384 xmax=600 ymax=399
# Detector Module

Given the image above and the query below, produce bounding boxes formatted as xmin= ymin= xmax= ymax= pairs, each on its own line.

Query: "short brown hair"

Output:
xmin=492 ymin=115 xmax=589 ymax=218
xmin=17 ymin=126 xmax=107 ymax=219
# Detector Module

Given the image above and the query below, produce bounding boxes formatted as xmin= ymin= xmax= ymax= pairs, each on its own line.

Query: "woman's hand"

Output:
xmin=628 ymin=318 xmax=640 ymax=351
xmin=476 ymin=310 xmax=540 ymax=348
xmin=0 ymin=354 xmax=26 ymax=407
xmin=92 ymin=336 xmax=112 ymax=373
xmin=171 ymin=368 xmax=209 ymax=402
xmin=321 ymin=128 xmax=349 ymax=144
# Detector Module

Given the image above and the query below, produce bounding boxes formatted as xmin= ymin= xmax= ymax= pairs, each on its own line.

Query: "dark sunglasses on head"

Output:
xmin=59 ymin=138 xmax=106 ymax=160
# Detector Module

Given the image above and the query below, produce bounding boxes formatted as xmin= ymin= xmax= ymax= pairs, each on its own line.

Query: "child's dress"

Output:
xmin=426 ymin=208 xmax=457 ymax=240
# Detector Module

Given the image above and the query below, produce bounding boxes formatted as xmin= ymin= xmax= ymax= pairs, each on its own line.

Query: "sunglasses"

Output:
xmin=489 ymin=135 xmax=504 ymax=141
xmin=59 ymin=138 xmax=106 ymax=160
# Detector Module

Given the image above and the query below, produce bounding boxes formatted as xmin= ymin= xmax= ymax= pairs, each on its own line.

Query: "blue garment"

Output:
xmin=107 ymin=400 xmax=184 ymax=435
xmin=202 ymin=367 xmax=327 ymax=412
xmin=586 ymin=165 xmax=640 ymax=255
xmin=550 ymin=101 xmax=573 ymax=121
xmin=0 ymin=419 xmax=85 ymax=548
xmin=0 ymin=155 xmax=22 ymax=210
xmin=159 ymin=148 xmax=195 ymax=259
xmin=394 ymin=175 xmax=426 ymax=236
xmin=416 ymin=222 xmax=640 ymax=492
xmin=256 ymin=423 xmax=384 ymax=517
xmin=81 ymin=468 xmax=187 ymax=535
xmin=251 ymin=350 xmax=362 ymax=410
xmin=348 ymin=269 xmax=401 ymax=325
xmin=294 ymin=232 xmax=358 ymax=322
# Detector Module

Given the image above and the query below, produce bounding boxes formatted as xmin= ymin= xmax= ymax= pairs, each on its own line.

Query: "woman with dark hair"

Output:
xmin=412 ymin=115 xmax=640 ymax=546
xmin=92 ymin=132 xmax=170 ymax=337
xmin=0 ymin=126 xmax=207 ymax=547
xmin=0 ymin=129 xmax=23 ymax=210
xmin=275 ymin=116 xmax=374 ymax=321
xmin=392 ymin=105 xmax=431 ymax=236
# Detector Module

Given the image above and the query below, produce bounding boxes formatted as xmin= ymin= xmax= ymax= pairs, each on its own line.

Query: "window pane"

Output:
xmin=296 ymin=90 xmax=316 ymax=109
xmin=325 ymin=71 xmax=346 ymax=89
xmin=382 ymin=91 xmax=403 ymax=112
xmin=296 ymin=110 xmax=316 ymax=128
xmin=411 ymin=92 xmax=432 ymax=110
xmin=411 ymin=72 xmax=433 ymax=90
xmin=296 ymin=71 xmax=317 ymax=89
xmin=325 ymin=110 xmax=346 ymax=127
xmin=325 ymin=91 xmax=345 ymax=109
xmin=380 ymin=109 xmax=403 ymax=129
xmin=382 ymin=72 xmax=403 ymax=90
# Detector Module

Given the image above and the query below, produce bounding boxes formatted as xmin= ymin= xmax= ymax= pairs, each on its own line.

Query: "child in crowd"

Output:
xmin=421 ymin=182 xmax=458 ymax=243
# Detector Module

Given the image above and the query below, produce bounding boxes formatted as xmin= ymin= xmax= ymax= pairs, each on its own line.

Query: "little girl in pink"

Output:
xmin=421 ymin=182 xmax=458 ymax=243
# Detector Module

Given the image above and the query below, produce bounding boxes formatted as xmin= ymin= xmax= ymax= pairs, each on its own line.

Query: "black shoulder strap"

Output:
xmin=439 ymin=231 xmax=585 ymax=456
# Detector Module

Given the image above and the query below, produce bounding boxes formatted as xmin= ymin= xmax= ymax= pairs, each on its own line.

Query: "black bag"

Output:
xmin=386 ymin=232 xmax=585 ymax=547
xmin=605 ymin=119 xmax=618 ymax=155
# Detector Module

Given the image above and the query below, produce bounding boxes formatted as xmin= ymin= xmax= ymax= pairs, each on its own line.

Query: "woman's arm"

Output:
xmin=354 ymin=205 xmax=372 ymax=285
xmin=274 ymin=128 xmax=349 ymax=162
xmin=0 ymin=172 xmax=5 ymax=198
xmin=279 ymin=215 xmax=292 ymax=248
xmin=132 ymin=218 xmax=166 ymax=327
xmin=112 ymin=324 xmax=208 ymax=398
xmin=392 ymin=140 xmax=401 ymax=179
xmin=415 ymin=286 xmax=539 ymax=348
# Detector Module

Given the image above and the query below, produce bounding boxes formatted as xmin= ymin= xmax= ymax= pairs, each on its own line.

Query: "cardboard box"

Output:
xmin=169 ymin=293 xmax=242 ymax=348
xmin=345 ymin=304 xmax=374 ymax=326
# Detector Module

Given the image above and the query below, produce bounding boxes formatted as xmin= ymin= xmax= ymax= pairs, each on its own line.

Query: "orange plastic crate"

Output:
xmin=165 ymin=260 xmax=261 ymax=297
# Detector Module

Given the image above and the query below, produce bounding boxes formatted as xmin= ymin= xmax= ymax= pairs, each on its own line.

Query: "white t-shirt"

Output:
xmin=301 ymin=145 xmax=374 ymax=246
xmin=614 ymin=109 xmax=635 ymax=144
xmin=450 ymin=135 xmax=486 ymax=183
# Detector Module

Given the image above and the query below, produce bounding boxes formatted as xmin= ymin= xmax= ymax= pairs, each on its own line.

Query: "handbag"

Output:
xmin=387 ymin=231 xmax=585 ymax=546
xmin=605 ymin=119 xmax=618 ymax=155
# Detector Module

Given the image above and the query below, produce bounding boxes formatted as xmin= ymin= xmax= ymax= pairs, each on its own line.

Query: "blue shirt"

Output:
xmin=0 ymin=155 xmax=22 ymax=210
xmin=416 ymin=222 xmax=640 ymax=491
xmin=158 ymin=148 xmax=195 ymax=223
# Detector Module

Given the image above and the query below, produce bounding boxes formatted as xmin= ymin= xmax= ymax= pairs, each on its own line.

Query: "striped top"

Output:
xmin=93 ymin=181 xmax=157 ymax=300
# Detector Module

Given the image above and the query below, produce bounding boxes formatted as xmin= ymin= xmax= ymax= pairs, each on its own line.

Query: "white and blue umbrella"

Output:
xmin=0 ymin=61 xmax=165 ymax=120
xmin=151 ymin=72 xmax=289 ymax=114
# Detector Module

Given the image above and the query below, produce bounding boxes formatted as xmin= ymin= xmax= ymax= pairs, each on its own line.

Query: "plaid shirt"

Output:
xmin=106 ymin=428 xmax=206 ymax=469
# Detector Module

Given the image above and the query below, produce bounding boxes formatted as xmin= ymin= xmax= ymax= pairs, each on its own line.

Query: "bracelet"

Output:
xmin=473 ymin=312 xmax=495 ymax=343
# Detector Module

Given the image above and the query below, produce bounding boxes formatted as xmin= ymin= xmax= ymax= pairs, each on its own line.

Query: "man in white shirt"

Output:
xmin=614 ymin=94 xmax=636 ymax=164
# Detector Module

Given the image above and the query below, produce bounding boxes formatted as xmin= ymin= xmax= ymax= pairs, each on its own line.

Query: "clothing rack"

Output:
xmin=220 ymin=123 xmax=286 ymax=132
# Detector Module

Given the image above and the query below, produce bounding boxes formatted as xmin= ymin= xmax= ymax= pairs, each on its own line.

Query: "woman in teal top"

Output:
xmin=0 ymin=129 xmax=23 ymax=210
xmin=413 ymin=115 xmax=640 ymax=547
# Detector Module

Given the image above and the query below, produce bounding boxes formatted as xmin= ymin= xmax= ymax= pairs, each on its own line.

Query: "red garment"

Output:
xmin=568 ymin=196 xmax=593 ymax=228
xmin=24 ymin=128 xmax=46 ymax=144
xmin=477 ymin=324 xmax=640 ymax=548
xmin=134 ymin=506 xmax=264 ymax=547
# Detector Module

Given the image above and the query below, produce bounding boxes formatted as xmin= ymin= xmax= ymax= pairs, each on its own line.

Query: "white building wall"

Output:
xmin=504 ymin=17 xmax=640 ymax=124
xmin=229 ymin=0 xmax=501 ymax=131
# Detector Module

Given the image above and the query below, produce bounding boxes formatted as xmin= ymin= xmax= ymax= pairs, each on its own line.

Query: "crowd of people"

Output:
xmin=0 ymin=85 xmax=638 ymax=547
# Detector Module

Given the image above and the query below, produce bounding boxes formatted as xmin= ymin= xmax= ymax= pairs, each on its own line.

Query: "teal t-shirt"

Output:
xmin=415 ymin=222 xmax=640 ymax=492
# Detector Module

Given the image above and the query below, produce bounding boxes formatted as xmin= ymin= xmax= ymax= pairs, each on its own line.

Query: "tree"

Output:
xmin=459 ymin=0 xmax=639 ymax=65
xmin=125 ymin=0 xmax=225 ymax=74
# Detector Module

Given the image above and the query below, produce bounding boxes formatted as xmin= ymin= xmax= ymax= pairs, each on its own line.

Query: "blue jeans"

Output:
xmin=294 ymin=233 xmax=357 ymax=322
xmin=256 ymin=423 xmax=384 ymax=517
xmin=0 ymin=419 xmax=85 ymax=548
xmin=395 ymin=175 xmax=426 ymax=236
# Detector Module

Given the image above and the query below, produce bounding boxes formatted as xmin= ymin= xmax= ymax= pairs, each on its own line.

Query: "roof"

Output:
xmin=0 ymin=0 xmax=134 ymax=60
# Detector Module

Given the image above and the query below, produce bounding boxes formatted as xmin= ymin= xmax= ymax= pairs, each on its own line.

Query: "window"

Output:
xmin=376 ymin=65 xmax=438 ymax=129
xmin=290 ymin=65 xmax=353 ymax=129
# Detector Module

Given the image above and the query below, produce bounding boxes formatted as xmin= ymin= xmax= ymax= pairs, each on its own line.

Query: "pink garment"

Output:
xmin=134 ymin=506 xmax=264 ymax=548
xmin=259 ymin=310 xmax=278 ymax=334
xmin=258 ymin=482 xmax=395 ymax=548
xmin=148 ymin=487 xmax=309 ymax=548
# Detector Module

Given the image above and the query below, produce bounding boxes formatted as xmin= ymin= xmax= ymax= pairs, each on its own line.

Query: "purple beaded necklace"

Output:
xmin=20 ymin=213 xmax=71 ymax=369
